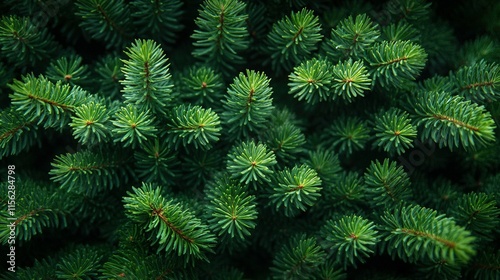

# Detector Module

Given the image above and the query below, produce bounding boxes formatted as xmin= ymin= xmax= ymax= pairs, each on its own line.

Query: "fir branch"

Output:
xmin=123 ymin=183 xmax=217 ymax=263
xmin=100 ymin=232 xmax=192 ymax=279
xmin=380 ymin=204 xmax=477 ymax=264
xmin=380 ymin=21 xmax=420 ymax=42
xmin=303 ymin=148 xmax=342 ymax=186
xmin=179 ymin=65 xmax=225 ymax=109
xmin=466 ymin=250 xmax=500 ymax=280
xmin=46 ymin=55 xmax=90 ymax=86
xmin=120 ymin=39 xmax=173 ymax=115
xmin=269 ymin=164 xmax=322 ymax=217
xmin=191 ymin=0 xmax=249 ymax=75
xmin=454 ymin=60 xmax=500 ymax=103
xmin=266 ymin=8 xmax=323 ymax=73
xmin=134 ymin=138 xmax=178 ymax=185
xmin=8 ymin=259 xmax=57 ymax=279
xmin=221 ymin=69 xmax=274 ymax=140
xmin=93 ymin=54 xmax=124 ymax=99
xmin=206 ymin=181 xmax=258 ymax=241
xmin=322 ymin=116 xmax=370 ymax=156
xmin=371 ymin=108 xmax=417 ymax=155
xmin=288 ymin=57 xmax=333 ymax=104
xmin=418 ymin=75 xmax=457 ymax=94
xmin=457 ymin=35 xmax=500 ymax=66
xmin=386 ymin=0 xmax=432 ymax=24
xmin=0 ymin=107 xmax=39 ymax=159
xmin=69 ymin=101 xmax=111 ymax=145
xmin=75 ymin=0 xmax=132 ymax=48
xmin=0 ymin=179 xmax=71 ymax=244
xmin=449 ymin=192 xmax=500 ymax=240
xmin=315 ymin=259 xmax=347 ymax=280
xmin=181 ymin=149 xmax=223 ymax=187
xmin=130 ymin=0 xmax=184 ymax=44
xmin=322 ymin=14 xmax=380 ymax=61
xmin=415 ymin=258 xmax=463 ymax=280
xmin=366 ymin=40 xmax=427 ymax=89
xmin=270 ymin=234 xmax=326 ymax=279
xmin=320 ymin=215 xmax=379 ymax=268
xmin=331 ymin=59 xmax=372 ymax=102
xmin=55 ymin=246 xmax=105 ymax=279
xmin=8 ymin=74 xmax=89 ymax=129
xmin=111 ymin=104 xmax=157 ymax=148
xmin=0 ymin=15 xmax=57 ymax=69
xmin=364 ymin=159 xmax=411 ymax=207
xmin=317 ymin=171 xmax=366 ymax=214
xmin=261 ymin=122 xmax=306 ymax=164
xmin=49 ymin=148 xmax=133 ymax=196
xmin=409 ymin=90 xmax=496 ymax=151
xmin=227 ymin=141 xmax=277 ymax=185
xmin=166 ymin=104 xmax=222 ymax=150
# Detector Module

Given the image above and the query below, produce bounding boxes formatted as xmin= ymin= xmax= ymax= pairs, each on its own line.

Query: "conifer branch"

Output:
xmin=380 ymin=204 xmax=476 ymax=264
xmin=366 ymin=40 xmax=427 ymax=89
xmin=192 ymin=0 xmax=249 ymax=75
xmin=0 ymin=15 xmax=57 ymax=68
xmin=320 ymin=215 xmax=379 ymax=268
xmin=269 ymin=164 xmax=322 ymax=217
xmin=221 ymin=70 xmax=274 ymax=140
xmin=0 ymin=107 xmax=39 ymax=159
xmin=9 ymin=74 xmax=90 ymax=129
xmin=166 ymin=104 xmax=222 ymax=150
xmin=270 ymin=234 xmax=326 ymax=279
xmin=123 ymin=183 xmax=217 ymax=262
xmin=75 ymin=0 xmax=132 ymax=48
xmin=409 ymin=90 xmax=496 ymax=151
xmin=323 ymin=14 xmax=379 ymax=61
xmin=49 ymin=148 xmax=133 ymax=196
xmin=120 ymin=39 xmax=173 ymax=115
xmin=266 ymin=8 xmax=323 ymax=73
xmin=227 ymin=141 xmax=277 ymax=185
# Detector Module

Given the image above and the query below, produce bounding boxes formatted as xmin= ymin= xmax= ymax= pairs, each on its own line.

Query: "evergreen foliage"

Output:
xmin=322 ymin=14 xmax=380 ymax=61
xmin=268 ymin=164 xmax=322 ymax=217
xmin=288 ymin=57 xmax=332 ymax=104
xmin=380 ymin=204 xmax=476 ymax=264
xmin=130 ymin=0 xmax=184 ymax=45
xmin=123 ymin=183 xmax=217 ymax=263
xmin=204 ymin=176 xmax=257 ymax=246
xmin=454 ymin=59 xmax=500 ymax=103
xmin=320 ymin=215 xmax=379 ymax=268
xmin=179 ymin=65 xmax=225 ymax=108
xmin=266 ymin=8 xmax=323 ymax=73
xmin=70 ymin=101 xmax=111 ymax=145
xmin=270 ymin=234 xmax=326 ymax=279
xmin=120 ymin=39 xmax=174 ymax=115
xmin=366 ymin=40 xmax=427 ymax=89
xmin=409 ymin=90 xmax=496 ymax=151
xmin=0 ymin=15 xmax=57 ymax=69
xmin=9 ymin=74 xmax=90 ymax=129
xmin=331 ymin=58 xmax=372 ymax=102
xmin=364 ymin=159 xmax=412 ymax=207
xmin=111 ymin=104 xmax=157 ymax=148
xmin=227 ymin=140 xmax=277 ymax=185
xmin=0 ymin=107 xmax=39 ymax=159
xmin=221 ymin=70 xmax=274 ymax=140
xmin=166 ymin=104 xmax=221 ymax=150
xmin=45 ymin=55 xmax=90 ymax=86
xmin=75 ymin=0 xmax=132 ymax=48
xmin=1 ymin=0 xmax=499 ymax=278
xmin=191 ymin=0 xmax=249 ymax=75
xmin=371 ymin=108 xmax=417 ymax=155
xmin=322 ymin=116 xmax=371 ymax=155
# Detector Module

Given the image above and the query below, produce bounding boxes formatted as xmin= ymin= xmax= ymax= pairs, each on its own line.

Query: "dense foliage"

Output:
xmin=1 ymin=0 xmax=499 ymax=279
